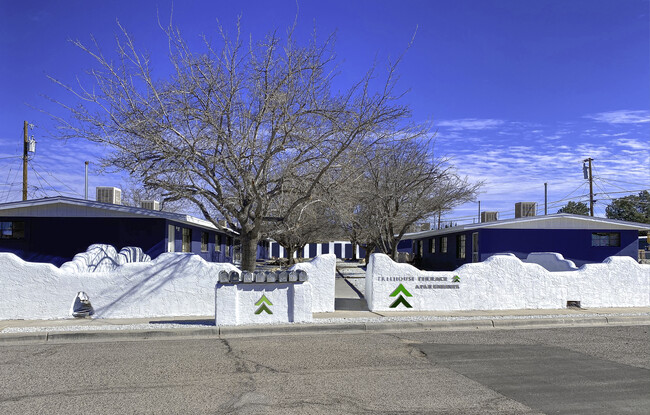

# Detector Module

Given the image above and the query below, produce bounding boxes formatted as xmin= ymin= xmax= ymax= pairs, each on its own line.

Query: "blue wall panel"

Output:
xmin=413 ymin=227 xmax=639 ymax=271
xmin=0 ymin=216 xmax=234 ymax=266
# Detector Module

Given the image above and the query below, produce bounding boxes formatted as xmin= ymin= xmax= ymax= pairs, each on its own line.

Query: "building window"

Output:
xmin=201 ymin=232 xmax=209 ymax=252
xmin=591 ymin=232 xmax=620 ymax=247
xmin=182 ymin=228 xmax=192 ymax=252
xmin=428 ymin=238 xmax=435 ymax=254
xmin=215 ymin=234 xmax=222 ymax=252
xmin=456 ymin=234 xmax=466 ymax=259
xmin=441 ymin=237 xmax=448 ymax=253
xmin=0 ymin=221 xmax=24 ymax=239
xmin=167 ymin=224 xmax=175 ymax=252
xmin=413 ymin=241 xmax=422 ymax=257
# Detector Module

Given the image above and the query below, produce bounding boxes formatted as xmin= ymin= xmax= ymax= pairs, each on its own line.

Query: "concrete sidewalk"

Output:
xmin=1 ymin=306 xmax=649 ymax=345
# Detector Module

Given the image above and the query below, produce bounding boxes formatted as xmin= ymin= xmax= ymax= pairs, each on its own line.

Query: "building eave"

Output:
xmin=404 ymin=213 xmax=650 ymax=239
xmin=0 ymin=196 xmax=239 ymax=235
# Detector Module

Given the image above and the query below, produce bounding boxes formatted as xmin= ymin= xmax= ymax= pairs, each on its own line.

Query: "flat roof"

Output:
xmin=406 ymin=213 xmax=650 ymax=239
xmin=0 ymin=196 xmax=238 ymax=235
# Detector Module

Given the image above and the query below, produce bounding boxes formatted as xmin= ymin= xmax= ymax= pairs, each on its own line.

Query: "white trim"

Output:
xmin=405 ymin=214 xmax=650 ymax=239
xmin=0 ymin=196 xmax=237 ymax=235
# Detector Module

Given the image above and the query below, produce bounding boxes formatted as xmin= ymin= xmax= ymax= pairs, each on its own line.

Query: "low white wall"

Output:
xmin=523 ymin=252 xmax=578 ymax=271
xmin=366 ymin=253 xmax=650 ymax=312
xmin=215 ymin=282 xmax=312 ymax=326
xmin=290 ymin=254 xmax=336 ymax=313
xmin=0 ymin=252 xmax=237 ymax=320
xmin=0 ymin=249 xmax=335 ymax=320
xmin=60 ymin=244 xmax=151 ymax=273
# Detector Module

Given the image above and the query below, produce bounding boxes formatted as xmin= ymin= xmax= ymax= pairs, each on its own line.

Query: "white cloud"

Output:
xmin=586 ymin=110 xmax=650 ymax=124
xmin=611 ymin=138 xmax=648 ymax=151
xmin=437 ymin=118 xmax=505 ymax=130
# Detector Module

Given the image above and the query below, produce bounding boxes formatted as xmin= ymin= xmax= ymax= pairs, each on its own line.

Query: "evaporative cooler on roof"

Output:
xmin=96 ymin=187 xmax=122 ymax=205
xmin=514 ymin=202 xmax=537 ymax=218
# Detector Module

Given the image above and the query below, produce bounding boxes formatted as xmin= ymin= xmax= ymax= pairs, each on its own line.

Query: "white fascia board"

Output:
xmin=403 ymin=214 xmax=650 ymax=239
xmin=0 ymin=196 xmax=238 ymax=234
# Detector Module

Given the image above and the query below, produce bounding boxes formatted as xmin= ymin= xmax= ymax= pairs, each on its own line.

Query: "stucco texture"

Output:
xmin=367 ymin=253 xmax=650 ymax=312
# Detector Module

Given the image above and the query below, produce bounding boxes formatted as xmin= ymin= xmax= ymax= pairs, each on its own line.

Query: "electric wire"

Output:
xmin=31 ymin=160 xmax=84 ymax=197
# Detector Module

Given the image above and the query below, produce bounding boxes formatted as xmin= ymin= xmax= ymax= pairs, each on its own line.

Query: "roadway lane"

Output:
xmin=0 ymin=325 xmax=647 ymax=414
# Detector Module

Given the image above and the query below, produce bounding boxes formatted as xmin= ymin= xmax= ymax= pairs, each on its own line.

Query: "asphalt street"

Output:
xmin=1 ymin=325 xmax=648 ymax=414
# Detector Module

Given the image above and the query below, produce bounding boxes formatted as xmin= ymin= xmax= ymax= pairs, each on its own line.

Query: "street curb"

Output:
xmin=1 ymin=315 xmax=648 ymax=345
xmin=491 ymin=317 xmax=610 ymax=328
xmin=363 ymin=319 xmax=495 ymax=332
xmin=0 ymin=332 xmax=48 ymax=344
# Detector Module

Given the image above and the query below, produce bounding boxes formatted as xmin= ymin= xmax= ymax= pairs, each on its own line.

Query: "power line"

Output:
xmin=31 ymin=160 xmax=84 ymax=198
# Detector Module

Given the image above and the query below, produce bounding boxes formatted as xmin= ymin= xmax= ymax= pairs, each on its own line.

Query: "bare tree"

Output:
xmin=48 ymin=18 xmax=423 ymax=270
xmin=267 ymin=197 xmax=339 ymax=265
xmin=332 ymin=139 xmax=480 ymax=261
xmin=119 ymin=176 xmax=190 ymax=213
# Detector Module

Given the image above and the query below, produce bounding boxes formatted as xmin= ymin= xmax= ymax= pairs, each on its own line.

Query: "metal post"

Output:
xmin=478 ymin=201 xmax=481 ymax=223
xmin=584 ymin=158 xmax=594 ymax=216
xmin=84 ymin=161 xmax=89 ymax=200
xmin=544 ymin=182 xmax=548 ymax=215
xmin=22 ymin=121 xmax=28 ymax=201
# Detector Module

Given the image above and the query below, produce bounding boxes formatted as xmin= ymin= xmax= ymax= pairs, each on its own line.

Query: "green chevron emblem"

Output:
xmin=389 ymin=284 xmax=413 ymax=308
xmin=390 ymin=284 xmax=412 ymax=297
xmin=452 ymin=275 xmax=460 ymax=283
xmin=390 ymin=295 xmax=413 ymax=309
xmin=254 ymin=294 xmax=273 ymax=315
xmin=255 ymin=295 xmax=273 ymax=306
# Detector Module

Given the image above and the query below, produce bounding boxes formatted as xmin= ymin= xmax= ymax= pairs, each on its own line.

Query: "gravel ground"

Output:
xmin=3 ymin=312 xmax=648 ymax=333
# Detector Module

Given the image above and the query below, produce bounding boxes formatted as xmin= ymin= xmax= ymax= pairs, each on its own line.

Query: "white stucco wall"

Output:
xmin=0 ymin=252 xmax=237 ymax=320
xmin=523 ymin=252 xmax=578 ymax=271
xmin=366 ymin=253 xmax=650 ymax=312
xmin=0 ymin=249 xmax=335 ymax=320
xmin=290 ymin=254 xmax=336 ymax=313
xmin=215 ymin=282 xmax=313 ymax=326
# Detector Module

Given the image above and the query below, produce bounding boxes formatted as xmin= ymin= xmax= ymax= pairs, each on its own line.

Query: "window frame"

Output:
xmin=456 ymin=234 xmax=466 ymax=259
xmin=591 ymin=232 xmax=621 ymax=247
xmin=215 ymin=234 xmax=222 ymax=252
xmin=182 ymin=228 xmax=192 ymax=253
xmin=0 ymin=221 xmax=25 ymax=239
xmin=201 ymin=232 xmax=209 ymax=252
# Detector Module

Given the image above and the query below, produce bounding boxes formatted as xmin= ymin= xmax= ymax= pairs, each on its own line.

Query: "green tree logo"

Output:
xmin=254 ymin=294 xmax=273 ymax=315
xmin=389 ymin=284 xmax=413 ymax=308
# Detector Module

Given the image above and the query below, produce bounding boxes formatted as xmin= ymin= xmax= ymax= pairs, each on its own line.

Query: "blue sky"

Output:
xmin=1 ymin=0 xmax=648 ymax=224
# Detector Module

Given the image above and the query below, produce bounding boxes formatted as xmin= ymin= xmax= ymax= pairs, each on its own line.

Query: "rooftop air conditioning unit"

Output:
xmin=515 ymin=202 xmax=537 ymax=218
xmin=96 ymin=187 xmax=122 ymax=205
xmin=481 ymin=211 xmax=498 ymax=223
xmin=141 ymin=200 xmax=160 ymax=211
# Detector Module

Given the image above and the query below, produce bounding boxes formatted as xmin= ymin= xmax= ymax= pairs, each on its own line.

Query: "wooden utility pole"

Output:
xmin=544 ymin=182 xmax=548 ymax=215
xmin=584 ymin=158 xmax=594 ymax=216
xmin=22 ymin=121 xmax=28 ymax=201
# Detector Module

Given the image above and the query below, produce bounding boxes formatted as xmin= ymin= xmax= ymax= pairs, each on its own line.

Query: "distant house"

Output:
xmin=269 ymin=240 xmax=367 ymax=260
xmin=405 ymin=213 xmax=650 ymax=271
xmin=0 ymin=195 xmax=241 ymax=266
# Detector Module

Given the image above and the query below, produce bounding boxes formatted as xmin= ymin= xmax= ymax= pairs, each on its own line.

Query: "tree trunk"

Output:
xmin=390 ymin=237 xmax=400 ymax=261
xmin=351 ymin=242 xmax=358 ymax=260
xmin=240 ymin=233 xmax=260 ymax=271
xmin=364 ymin=242 xmax=375 ymax=265
xmin=287 ymin=246 xmax=296 ymax=265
